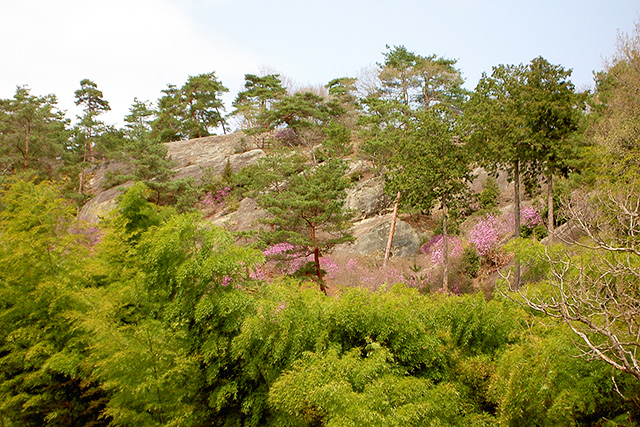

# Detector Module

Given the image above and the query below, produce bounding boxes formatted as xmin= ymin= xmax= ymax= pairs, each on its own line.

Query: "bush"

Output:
xmin=462 ymin=246 xmax=482 ymax=278
xmin=478 ymin=177 xmax=500 ymax=210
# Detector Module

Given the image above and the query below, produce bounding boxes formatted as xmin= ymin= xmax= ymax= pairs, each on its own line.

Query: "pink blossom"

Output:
xmin=521 ymin=205 xmax=542 ymax=229
xmin=221 ymin=276 xmax=232 ymax=287
xmin=263 ymin=242 xmax=296 ymax=256
xmin=421 ymin=235 xmax=463 ymax=265
xmin=250 ymin=266 xmax=267 ymax=281
xmin=201 ymin=187 xmax=231 ymax=210
xmin=320 ymin=256 xmax=340 ymax=279
xmin=469 ymin=214 xmax=511 ymax=256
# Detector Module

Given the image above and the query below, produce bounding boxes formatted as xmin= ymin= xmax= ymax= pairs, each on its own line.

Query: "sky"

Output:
xmin=1 ymin=0 xmax=638 ymax=128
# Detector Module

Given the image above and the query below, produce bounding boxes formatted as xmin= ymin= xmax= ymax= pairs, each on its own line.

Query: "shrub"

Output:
xmin=478 ymin=177 xmax=500 ymax=210
xmin=462 ymin=246 xmax=482 ymax=278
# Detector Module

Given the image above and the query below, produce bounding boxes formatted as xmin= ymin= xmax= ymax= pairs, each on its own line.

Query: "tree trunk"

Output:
xmin=23 ymin=125 xmax=30 ymax=170
xmin=442 ymin=201 xmax=449 ymax=292
xmin=314 ymin=246 xmax=326 ymax=295
xmin=78 ymin=170 xmax=84 ymax=195
xmin=311 ymin=227 xmax=326 ymax=295
xmin=513 ymin=159 xmax=521 ymax=289
xmin=383 ymin=191 xmax=401 ymax=267
xmin=217 ymin=107 xmax=228 ymax=135
xmin=547 ymin=170 xmax=554 ymax=242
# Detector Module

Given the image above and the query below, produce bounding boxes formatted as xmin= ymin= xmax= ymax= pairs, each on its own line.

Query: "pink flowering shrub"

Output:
xmin=320 ymin=256 xmax=340 ymax=278
xmin=201 ymin=187 xmax=231 ymax=211
xmin=325 ymin=257 xmax=409 ymax=290
xmin=263 ymin=242 xmax=296 ymax=257
xmin=262 ymin=243 xmax=312 ymax=275
xmin=468 ymin=214 xmax=511 ymax=257
xmin=521 ymin=205 xmax=542 ymax=229
xmin=421 ymin=234 xmax=463 ymax=265
xmin=249 ymin=266 xmax=267 ymax=281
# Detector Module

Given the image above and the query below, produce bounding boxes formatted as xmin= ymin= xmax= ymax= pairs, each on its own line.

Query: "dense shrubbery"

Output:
xmin=0 ymin=179 xmax=638 ymax=426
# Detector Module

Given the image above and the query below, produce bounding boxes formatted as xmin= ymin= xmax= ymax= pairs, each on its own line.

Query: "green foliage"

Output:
xmin=268 ymin=344 xmax=472 ymax=427
xmin=153 ymin=72 xmax=229 ymax=141
xmin=461 ymin=246 xmax=482 ymax=278
xmin=79 ymin=194 xmax=264 ymax=426
xmin=222 ymin=157 xmax=234 ymax=185
xmin=257 ymin=159 xmax=354 ymax=287
xmin=490 ymin=323 xmax=639 ymax=426
xmin=0 ymin=86 xmax=69 ymax=178
xmin=478 ymin=176 xmax=500 ymax=210
xmin=0 ymin=178 xmax=109 ymax=426
xmin=319 ymin=122 xmax=353 ymax=159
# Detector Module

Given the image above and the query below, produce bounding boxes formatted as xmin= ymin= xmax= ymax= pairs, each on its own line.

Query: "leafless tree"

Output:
xmin=511 ymin=184 xmax=640 ymax=381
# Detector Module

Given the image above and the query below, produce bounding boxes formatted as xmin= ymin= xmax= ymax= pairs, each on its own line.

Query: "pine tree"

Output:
xmin=74 ymin=79 xmax=111 ymax=163
xmin=0 ymin=86 xmax=69 ymax=177
xmin=257 ymin=159 xmax=354 ymax=293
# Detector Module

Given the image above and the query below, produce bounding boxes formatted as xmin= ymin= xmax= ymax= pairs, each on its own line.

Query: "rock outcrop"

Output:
xmin=165 ymin=132 xmax=264 ymax=180
xmin=77 ymin=132 xmax=426 ymax=263
xmin=345 ymin=176 xmax=391 ymax=220
xmin=333 ymin=214 xmax=421 ymax=259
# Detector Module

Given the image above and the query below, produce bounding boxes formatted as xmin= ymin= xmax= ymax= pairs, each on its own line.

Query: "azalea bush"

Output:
xmin=520 ymin=204 xmax=547 ymax=239
xmin=421 ymin=234 xmax=464 ymax=265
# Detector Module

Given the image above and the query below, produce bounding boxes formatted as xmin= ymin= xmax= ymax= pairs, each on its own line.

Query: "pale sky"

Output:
xmin=2 ymin=0 xmax=638 ymax=128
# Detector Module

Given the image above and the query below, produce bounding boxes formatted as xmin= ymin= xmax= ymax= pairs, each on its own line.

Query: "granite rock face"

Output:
xmin=333 ymin=214 xmax=421 ymax=259
xmin=165 ymin=132 xmax=264 ymax=180
xmin=210 ymin=197 xmax=267 ymax=232
xmin=345 ymin=177 xmax=391 ymax=220
xmin=79 ymin=132 xmax=264 ymax=223
xmin=77 ymin=185 xmax=126 ymax=224
xmin=76 ymin=132 xmax=425 ymax=262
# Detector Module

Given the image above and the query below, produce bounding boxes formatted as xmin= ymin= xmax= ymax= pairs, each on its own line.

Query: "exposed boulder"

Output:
xmin=333 ymin=214 xmax=421 ymax=259
xmin=166 ymin=132 xmax=264 ymax=181
xmin=345 ymin=176 xmax=391 ymax=220
xmin=209 ymin=197 xmax=268 ymax=232
xmin=77 ymin=185 xmax=127 ymax=224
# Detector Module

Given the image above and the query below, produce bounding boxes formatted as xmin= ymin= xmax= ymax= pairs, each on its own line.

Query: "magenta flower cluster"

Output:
xmin=201 ymin=187 xmax=231 ymax=209
xmin=421 ymin=234 xmax=463 ymax=265
xmin=468 ymin=214 xmax=510 ymax=256
xmin=521 ymin=205 xmax=542 ymax=229
xmin=263 ymin=242 xmax=296 ymax=256
xmin=249 ymin=267 xmax=267 ymax=281
xmin=320 ymin=256 xmax=340 ymax=277
xmin=263 ymin=243 xmax=311 ymax=275
xmin=468 ymin=212 xmax=516 ymax=257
